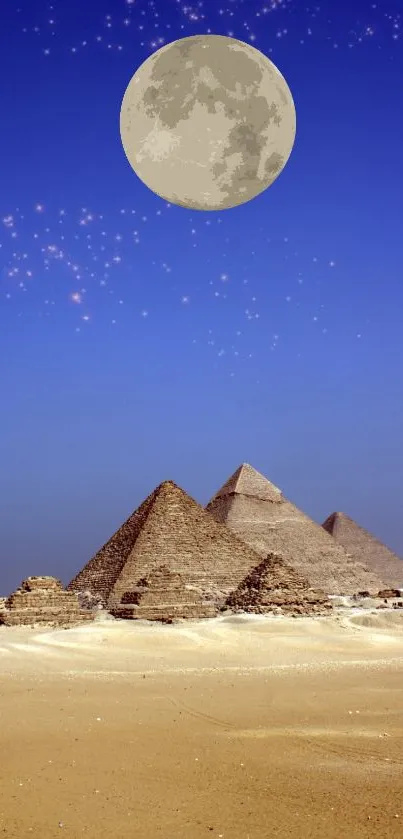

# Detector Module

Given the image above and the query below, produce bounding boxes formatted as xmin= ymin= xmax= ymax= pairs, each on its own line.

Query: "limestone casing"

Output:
xmin=206 ymin=464 xmax=385 ymax=596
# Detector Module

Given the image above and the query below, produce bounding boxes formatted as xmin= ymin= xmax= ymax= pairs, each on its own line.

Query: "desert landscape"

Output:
xmin=1 ymin=464 xmax=402 ymax=838
xmin=1 ymin=610 xmax=403 ymax=838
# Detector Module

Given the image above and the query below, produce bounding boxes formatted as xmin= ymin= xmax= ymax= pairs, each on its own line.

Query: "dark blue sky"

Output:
xmin=1 ymin=0 xmax=402 ymax=595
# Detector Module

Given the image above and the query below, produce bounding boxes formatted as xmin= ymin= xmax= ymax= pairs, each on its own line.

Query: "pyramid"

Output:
xmin=68 ymin=480 xmax=312 ymax=620
xmin=226 ymin=553 xmax=329 ymax=615
xmin=206 ymin=464 xmax=385 ymax=595
xmin=110 ymin=564 xmax=217 ymax=622
xmin=322 ymin=512 xmax=403 ymax=590
xmin=0 ymin=576 xmax=94 ymax=627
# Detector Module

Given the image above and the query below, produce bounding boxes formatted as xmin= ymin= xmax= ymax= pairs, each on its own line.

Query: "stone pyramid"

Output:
xmin=110 ymin=564 xmax=216 ymax=622
xmin=0 ymin=576 xmax=94 ymax=627
xmin=67 ymin=480 xmax=329 ymax=621
xmin=206 ymin=464 xmax=385 ymax=595
xmin=322 ymin=512 xmax=403 ymax=590
xmin=226 ymin=553 xmax=330 ymax=616
xmin=68 ymin=479 xmax=308 ymax=620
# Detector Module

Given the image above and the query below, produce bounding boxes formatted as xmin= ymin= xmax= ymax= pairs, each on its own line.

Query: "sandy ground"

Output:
xmin=0 ymin=609 xmax=403 ymax=839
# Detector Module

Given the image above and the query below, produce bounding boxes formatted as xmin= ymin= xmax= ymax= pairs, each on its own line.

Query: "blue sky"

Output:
xmin=1 ymin=0 xmax=402 ymax=594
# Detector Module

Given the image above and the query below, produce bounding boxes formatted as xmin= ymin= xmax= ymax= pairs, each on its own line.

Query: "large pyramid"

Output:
xmin=67 ymin=480 xmax=321 ymax=620
xmin=322 ymin=512 xmax=403 ymax=590
xmin=206 ymin=464 xmax=385 ymax=595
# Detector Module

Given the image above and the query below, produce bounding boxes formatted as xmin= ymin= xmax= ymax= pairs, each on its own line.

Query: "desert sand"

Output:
xmin=1 ymin=610 xmax=403 ymax=838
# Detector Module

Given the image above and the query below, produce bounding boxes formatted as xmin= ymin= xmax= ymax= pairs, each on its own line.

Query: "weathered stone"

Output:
xmin=206 ymin=464 xmax=384 ymax=596
xmin=226 ymin=553 xmax=330 ymax=616
xmin=322 ymin=512 xmax=403 ymax=590
xmin=0 ymin=576 xmax=94 ymax=628
xmin=377 ymin=589 xmax=401 ymax=599
xmin=76 ymin=589 xmax=105 ymax=610
xmin=110 ymin=564 xmax=217 ymax=622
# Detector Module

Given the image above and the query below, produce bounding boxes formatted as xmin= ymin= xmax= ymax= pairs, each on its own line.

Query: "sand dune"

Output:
xmin=345 ymin=610 xmax=403 ymax=632
xmin=1 ymin=610 xmax=403 ymax=677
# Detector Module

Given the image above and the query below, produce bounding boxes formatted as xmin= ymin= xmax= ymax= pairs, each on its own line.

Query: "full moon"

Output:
xmin=120 ymin=35 xmax=296 ymax=211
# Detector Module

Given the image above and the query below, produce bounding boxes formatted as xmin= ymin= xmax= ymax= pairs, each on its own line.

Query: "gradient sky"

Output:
xmin=1 ymin=0 xmax=402 ymax=596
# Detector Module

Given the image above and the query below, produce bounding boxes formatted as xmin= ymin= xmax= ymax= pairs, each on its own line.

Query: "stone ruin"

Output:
xmin=225 ymin=553 xmax=331 ymax=617
xmin=0 ymin=576 xmax=95 ymax=628
xmin=110 ymin=564 xmax=217 ymax=623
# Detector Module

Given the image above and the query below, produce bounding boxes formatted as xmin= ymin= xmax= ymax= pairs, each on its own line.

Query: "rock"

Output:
xmin=76 ymin=589 xmax=104 ymax=610
xmin=378 ymin=589 xmax=401 ymax=599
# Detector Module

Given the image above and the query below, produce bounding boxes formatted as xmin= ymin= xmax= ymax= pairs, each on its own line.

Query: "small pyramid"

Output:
xmin=207 ymin=464 xmax=385 ymax=595
xmin=68 ymin=479 xmax=294 ymax=620
xmin=111 ymin=564 xmax=216 ymax=622
xmin=0 ymin=576 xmax=94 ymax=627
xmin=323 ymin=512 xmax=403 ymax=590
xmin=226 ymin=553 xmax=329 ymax=615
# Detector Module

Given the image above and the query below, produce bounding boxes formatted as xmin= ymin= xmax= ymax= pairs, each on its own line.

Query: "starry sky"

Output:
xmin=1 ymin=0 xmax=402 ymax=595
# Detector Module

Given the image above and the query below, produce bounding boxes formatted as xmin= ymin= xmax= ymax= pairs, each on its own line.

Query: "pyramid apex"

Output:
xmin=210 ymin=462 xmax=283 ymax=504
xmin=322 ymin=512 xmax=351 ymax=534
xmin=155 ymin=479 xmax=183 ymax=494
